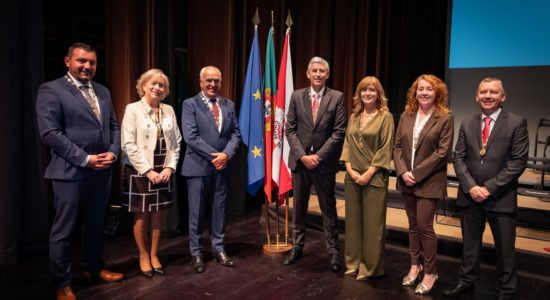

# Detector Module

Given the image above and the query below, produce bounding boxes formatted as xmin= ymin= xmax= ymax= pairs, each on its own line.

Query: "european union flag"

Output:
xmin=238 ymin=26 xmax=264 ymax=196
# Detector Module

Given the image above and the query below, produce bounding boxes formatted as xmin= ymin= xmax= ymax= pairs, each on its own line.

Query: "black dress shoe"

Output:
xmin=443 ymin=283 xmax=474 ymax=297
xmin=215 ymin=251 xmax=235 ymax=267
xmin=153 ymin=266 xmax=165 ymax=275
xmin=192 ymin=256 xmax=205 ymax=273
xmin=329 ymin=255 xmax=341 ymax=272
xmin=283 ymin=248 xmax=303 ymax=265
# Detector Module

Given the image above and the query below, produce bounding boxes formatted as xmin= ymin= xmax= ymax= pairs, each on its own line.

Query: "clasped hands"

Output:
xmin=401 ymin=171 xmax=417 ymax=186
xmin=146 ymin=168 xmax=173 ymax=185
xmin=348 ymin=169 xmax=372 ymax=186
xmin=468 ymin=185 xmax=490 ymax=202
xmin=87 ymin=152 xmax=116 ymax=170
xmin=300 ymin=154 xmax=320 ymax=170
xmin=211 ymin=152 xmax=229 ymax=171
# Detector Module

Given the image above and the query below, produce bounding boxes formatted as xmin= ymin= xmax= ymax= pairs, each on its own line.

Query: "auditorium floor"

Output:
xmin=1 ymin=208 xmax=549 ymax=300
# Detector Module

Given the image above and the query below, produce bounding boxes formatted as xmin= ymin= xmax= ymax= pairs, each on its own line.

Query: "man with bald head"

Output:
xmin=181 ymin=66 xmax=241 ymax=273
xmin=446 ymin=78 xmax=528 ymax=299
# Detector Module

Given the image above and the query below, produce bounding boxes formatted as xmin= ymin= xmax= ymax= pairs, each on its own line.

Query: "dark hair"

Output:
xmin=67 ymin=42 xmax=96 ymax=57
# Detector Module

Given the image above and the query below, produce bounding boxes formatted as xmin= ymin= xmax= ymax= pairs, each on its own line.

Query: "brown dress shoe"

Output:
xmin=98 ymin=269 xmax=124 ymax=281
xmin=56 ymin=286 xmax=77 ymax=300
xmin=84 ymin=269 xmax=124 ymax=282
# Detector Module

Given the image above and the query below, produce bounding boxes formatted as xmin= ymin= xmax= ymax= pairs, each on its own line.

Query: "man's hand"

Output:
xmin=468 ymin=185 xmax=490 ymax=203
xmin=94 ymin=152 xmax=116 ymax=169
xmin=300 ymin=154 xmax=320 ymax=170
xmin=211 ymin=152 xmax=229 ymax=170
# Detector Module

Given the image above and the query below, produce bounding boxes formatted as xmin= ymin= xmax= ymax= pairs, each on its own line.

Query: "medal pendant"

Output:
xmin=480 ymin=147 xmax=486 ymax=156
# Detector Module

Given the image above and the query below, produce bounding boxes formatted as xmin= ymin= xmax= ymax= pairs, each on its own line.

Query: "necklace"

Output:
xmin=359 ymin=110 xmax=377 ymax=130
xmin=142 ymin=101 xmax=163 ymax=136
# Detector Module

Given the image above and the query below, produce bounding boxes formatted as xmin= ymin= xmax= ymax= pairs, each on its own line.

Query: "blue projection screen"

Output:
xmin=449 ymin=0 xmax=550 ymax=68
xmin=447 ymin=0 xmax=550 ymax=154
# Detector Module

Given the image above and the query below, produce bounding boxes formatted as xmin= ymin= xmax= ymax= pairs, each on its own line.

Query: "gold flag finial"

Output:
xmin=253 ymin=7 xmax=260 ymax=25
xmin=285 ymin=10 xmax=293 ymax=28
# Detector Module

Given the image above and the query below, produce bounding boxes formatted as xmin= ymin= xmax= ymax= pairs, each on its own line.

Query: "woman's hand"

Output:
xmin=145 ymin=170 xmax=161 ymax=184
xmin=401 ymin=171 xmax=417 ymax=186
xmin=355 ymin=172 xmax=372 ymax=186
xmin=159 ymin=168 xmax=173 ymax=183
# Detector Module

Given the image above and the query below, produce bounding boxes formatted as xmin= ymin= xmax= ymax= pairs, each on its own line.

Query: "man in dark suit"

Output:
xmin=36 ymin=42 xmax=123 ymax=300
xmin=283 ymin=57 xmax=347 ymax=271
xmin=181 ymin=66 xmax=241 ymax=273
xmin=445 ymin=78 xmax=528 ymax=299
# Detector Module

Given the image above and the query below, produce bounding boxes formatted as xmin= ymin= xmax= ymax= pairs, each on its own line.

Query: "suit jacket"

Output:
xmin=393 ymin=111 xmax=453 ymax=199
xmin=36 ymin=76 xmax=120 ymax=180
xmin=453 ymin=109 xmax=528 ymax=213
xmin=286 ymin=87 xmax=347 ymax=173
xmin=121 ymin=99 xmax=182 ymax=175
xmin=180 ymin=93 xmax=241 ymax=177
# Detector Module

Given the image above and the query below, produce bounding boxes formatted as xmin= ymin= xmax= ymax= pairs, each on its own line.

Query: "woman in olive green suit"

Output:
xmin=340 ymin=76 xmax=394 ymax=280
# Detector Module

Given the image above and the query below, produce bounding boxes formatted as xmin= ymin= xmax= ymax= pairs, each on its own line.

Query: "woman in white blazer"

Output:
xmin=121 ymin=69 xmax=182 ymax=277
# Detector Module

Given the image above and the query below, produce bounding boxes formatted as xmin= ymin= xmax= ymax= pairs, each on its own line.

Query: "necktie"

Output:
xmin=80 ymin=85 xmax=101 ymax=119
xmin=481 ymin=116 xmax=491 ymax=145
xmin=312 ymin=93 xmax=320 ymax=124
xmin=210 ymin=98 xmax=220 ymax=128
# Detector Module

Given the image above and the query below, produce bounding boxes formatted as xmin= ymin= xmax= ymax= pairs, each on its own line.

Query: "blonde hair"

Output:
xmin=135 ymin=69 xmax=170 ymax=98
xmin=352 ymin=76 xmax=389 ymax=117
xmin=404 ymin=74 xmax=450 ymax=117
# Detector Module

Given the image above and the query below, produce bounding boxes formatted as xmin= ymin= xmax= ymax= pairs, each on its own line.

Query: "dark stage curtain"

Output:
xmin=187 ymin=0 xmax=448 ymax=116
xmin=187 ymin=0 xmax=448 ymax=214
xmin=0 ymin=0 xmax=50 ymax=264
xmin=1 ymin=0 xmax=448 ymax=264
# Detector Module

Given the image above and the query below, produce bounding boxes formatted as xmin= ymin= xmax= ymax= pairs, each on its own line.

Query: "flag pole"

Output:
xmin=251 ymin=7 xmax=272 ymax=247
xmin=283 ymin=10 xmax=293 ymax=247
xmin=264 ymin=11 xmax=292 ymax=256
xmin=270 ymin=10 xmax=282 ymax=249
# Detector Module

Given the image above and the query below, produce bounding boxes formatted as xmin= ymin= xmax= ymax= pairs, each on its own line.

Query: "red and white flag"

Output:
xmin=272 ymin=28 xmax=293 ymax=202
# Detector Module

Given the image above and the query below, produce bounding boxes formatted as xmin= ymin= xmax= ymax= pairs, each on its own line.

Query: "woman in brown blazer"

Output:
xmin=393 ymin=74 xmax=453 ymax=295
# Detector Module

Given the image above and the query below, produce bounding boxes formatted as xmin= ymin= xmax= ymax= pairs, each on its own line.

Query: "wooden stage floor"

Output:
xmin=1 ymin=208 xmax=549 ymax=300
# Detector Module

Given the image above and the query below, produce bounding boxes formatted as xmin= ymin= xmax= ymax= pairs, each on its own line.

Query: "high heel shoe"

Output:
xmin=139 ymin=254 xmax=154 ymax=278
xmin=141 ymin=269 xmax=154 ymax=278
xmin=344 ymin=269 xmax=358 ymax=276
xmin=414 ymin=273 xmax=438 ymax=295
xmin=356 ymin=274 xmax=368 ymax=281
xmin=402 ymin=265 xmax=423 ymax=286
xmin=150 ymin=255 xmax=165 ymax=275
xmin=153 ymin=266 xmax=165 ymax=275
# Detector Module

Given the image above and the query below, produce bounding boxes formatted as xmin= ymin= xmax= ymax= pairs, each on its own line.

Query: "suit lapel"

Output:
xmin=91 ymin=82 xmax=106 ymax=125
xmin=219 ymin=98 xmax=230 ymax=133
xmin=314 ymin=88 xmax=330 ymax=129
xmin=197 ymin=94 xmax=220 ymax=133
xmin=473 ymin=113 xmax=482 ymax=149
xmin=401 ymin=113 xmax=415 ymax=150
xmin=303 ymin=89 xmax=314 ymax=127
xmin=64 ymin=79 xmax=101 ymax=125
xmin=414 ymin=114 xmax=437 ymax=150
xmin=486 ymin=110 xmax=507 ymax=149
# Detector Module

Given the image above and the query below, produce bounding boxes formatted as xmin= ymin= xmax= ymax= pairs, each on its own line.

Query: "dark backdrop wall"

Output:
xmin=0 ymin=0 xmax=448 ymax=264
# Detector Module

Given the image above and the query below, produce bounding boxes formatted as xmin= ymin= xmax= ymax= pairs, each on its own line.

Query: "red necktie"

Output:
xmin=481 ymin=116 xmax=491 ymax=145
xmin=210 ymin=98 xmax=220 ymax=127
xmin=312 ymin=93 xmax=319 ymax=124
